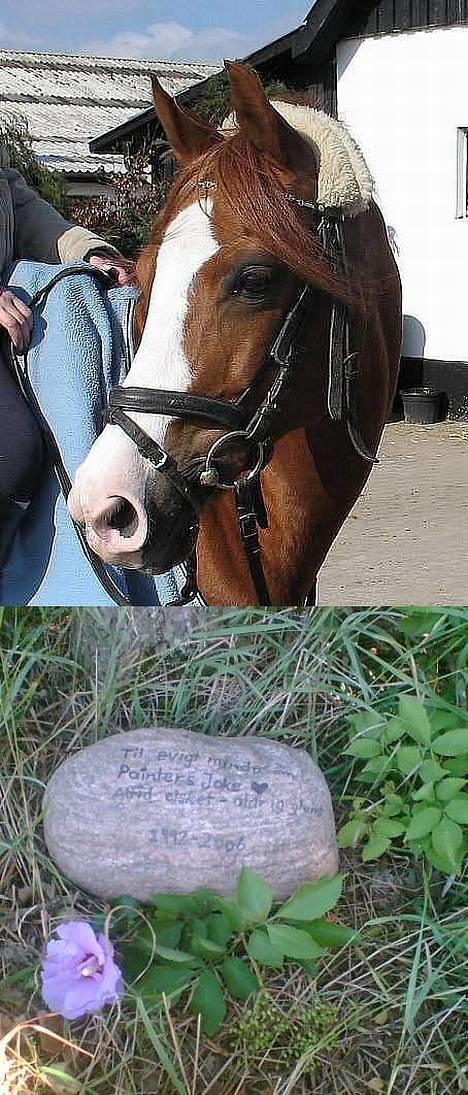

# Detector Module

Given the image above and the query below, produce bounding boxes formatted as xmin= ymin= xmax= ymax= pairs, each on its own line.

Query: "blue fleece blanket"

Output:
xmin=0 ymin=261 xmax=182 ymax=606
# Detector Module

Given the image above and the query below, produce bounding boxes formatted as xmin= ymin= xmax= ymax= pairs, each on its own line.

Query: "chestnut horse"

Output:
xmin=68 ymin=62 xmax=401 ymax=606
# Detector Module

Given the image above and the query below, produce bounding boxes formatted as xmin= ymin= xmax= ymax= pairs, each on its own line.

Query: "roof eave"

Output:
xmin=244 ymin=25 xmax=302 ymax=68
xmin=89 ymin=106 xmax=158 ymax=151
xmin=245 ymin=0 xmax=346 ymax=69
xmin=292 ymin=0 xmax=365 ymax=65
xmin=89 ymin=67 xmax=223 ymax=153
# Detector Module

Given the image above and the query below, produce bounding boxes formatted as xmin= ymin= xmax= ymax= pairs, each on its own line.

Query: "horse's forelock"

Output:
xmin=135 ymin=125 xmax=358 ymax=341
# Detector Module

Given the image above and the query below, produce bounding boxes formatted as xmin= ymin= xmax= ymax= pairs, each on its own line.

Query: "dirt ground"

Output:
xmin=318 ymin=421 xmax=468 ymax=605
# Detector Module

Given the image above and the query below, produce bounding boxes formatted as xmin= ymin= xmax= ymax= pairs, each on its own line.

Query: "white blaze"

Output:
xmin=123 ymin=199 xmax=219 ymax=445
xmin=69 ymin=199 xmax=220 ymax=536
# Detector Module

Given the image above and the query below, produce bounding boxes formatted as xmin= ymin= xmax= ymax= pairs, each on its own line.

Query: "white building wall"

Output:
xmin=337 ymin=26 xmax=468 ymax=362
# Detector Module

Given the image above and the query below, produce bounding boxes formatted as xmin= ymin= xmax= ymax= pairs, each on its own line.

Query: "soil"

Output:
xmin=318 ymin=421 xmax=468 ymax=605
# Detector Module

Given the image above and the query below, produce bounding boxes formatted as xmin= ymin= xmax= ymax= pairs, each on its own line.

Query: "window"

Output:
xmin=456 ymin=128 xmax=468 ymax=218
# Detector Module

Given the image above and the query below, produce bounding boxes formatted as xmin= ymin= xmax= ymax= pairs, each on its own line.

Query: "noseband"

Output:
xmin=105 ymin=195 xmax=377 ymax=606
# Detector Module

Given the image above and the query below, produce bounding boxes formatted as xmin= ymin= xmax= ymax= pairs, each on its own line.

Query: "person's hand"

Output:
xmin=0 ymin=288 xmax=33 ymax=352
xmin=87 ymin=251 xmax=136 ymax=286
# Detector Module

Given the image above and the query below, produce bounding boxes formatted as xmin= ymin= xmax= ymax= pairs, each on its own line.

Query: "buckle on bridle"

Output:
xmin=200 ymin=431 xmax=269 ymax=491
xmin=150 ymin=448 xmax=171 ymax=472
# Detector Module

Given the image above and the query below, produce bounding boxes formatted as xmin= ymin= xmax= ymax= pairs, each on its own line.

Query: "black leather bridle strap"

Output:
xmin=110 ymin=386 xmax=246 ymax=431
xmin=235 ymin=480 xmax=271 ymax=606
xmin=270 ymin=283 xmax=314 ymax=368
xmin=321 ymin=215 xmax=378 ymax=465
xmin=106 ymin=405 xmax=201 ymax=513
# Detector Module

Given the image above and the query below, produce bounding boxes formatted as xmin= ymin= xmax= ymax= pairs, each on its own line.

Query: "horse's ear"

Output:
xmin=225 ymin=61 xmax=318 ymax=184
xmin=151 ymin=75 xmax=222 ymax=165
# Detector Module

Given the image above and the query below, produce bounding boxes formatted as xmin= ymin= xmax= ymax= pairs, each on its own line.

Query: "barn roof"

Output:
xmin=88 ymin=0 xmax=468 ymax=155
xmin=248 ymin=0 xmax=468 ymax=71
xmin=0 ymin=49 xmax=219 ymax=175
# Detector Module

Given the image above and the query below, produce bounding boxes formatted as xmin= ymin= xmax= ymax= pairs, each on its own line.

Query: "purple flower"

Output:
xmin=41 ymin=921 xmax=123 ymax=1020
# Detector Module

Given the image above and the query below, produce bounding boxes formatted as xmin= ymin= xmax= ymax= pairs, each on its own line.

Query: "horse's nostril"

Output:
xmin=102 ymin=497 xmax=138 ymax=537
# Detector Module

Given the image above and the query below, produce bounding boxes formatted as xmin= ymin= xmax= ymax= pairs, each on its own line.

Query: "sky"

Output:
xmin=0 ymin=0 xmax=311 ymax=63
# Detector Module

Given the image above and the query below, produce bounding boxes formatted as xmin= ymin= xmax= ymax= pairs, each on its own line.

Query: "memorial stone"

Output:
xmin=43 ymin=727 xmax=338 ymax=901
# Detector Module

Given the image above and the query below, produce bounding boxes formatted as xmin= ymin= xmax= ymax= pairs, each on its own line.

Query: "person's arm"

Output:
xmin=5 ymin=167 xmax=122 ymax=263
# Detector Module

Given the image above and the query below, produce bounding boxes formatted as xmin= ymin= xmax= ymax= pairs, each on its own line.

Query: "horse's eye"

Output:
xmin=232 ymin=266 xmax=274 ymax=298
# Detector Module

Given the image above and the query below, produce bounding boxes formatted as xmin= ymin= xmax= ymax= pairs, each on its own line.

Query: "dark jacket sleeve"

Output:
xmin=5 ymin=168 xmax=120 ymax=262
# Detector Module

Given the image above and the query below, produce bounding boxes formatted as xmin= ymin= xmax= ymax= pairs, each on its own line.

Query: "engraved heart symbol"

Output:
xmin=251 ymin=781 xmax=268 ymax=794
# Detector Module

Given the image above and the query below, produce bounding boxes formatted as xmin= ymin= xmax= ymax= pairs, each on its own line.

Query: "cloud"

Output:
xmin=0 ymin=20 xmax=37 ymax=49
xmin=82 ymin=21 xmax=263 ymax=63
xmin=0 ymin=5 xmax=309 ymax=63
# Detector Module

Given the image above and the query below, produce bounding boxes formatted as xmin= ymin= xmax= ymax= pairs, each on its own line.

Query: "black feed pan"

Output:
xmin=401 ymin=387 xmax=442 ymax=425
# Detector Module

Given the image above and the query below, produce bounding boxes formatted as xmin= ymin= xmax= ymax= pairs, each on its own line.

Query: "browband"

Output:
xmin=109 ymin=387 xmax=245 ymax=431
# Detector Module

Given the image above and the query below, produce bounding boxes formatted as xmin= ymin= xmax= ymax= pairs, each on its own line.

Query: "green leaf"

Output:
xmin=307 ymin=919 xmax=357 ymax=948
xmin=397 ymin=746 xmax=422 ymax=775
xmin=405 ymin=807 xmax=442 ymax=842
xmin=431 ymin=817 xmax=464 ymax=870
xmin=350 ymin=711 xmax=386 ymax=738
xmin=154 ymin=944 xmax=201 ymax=964
xmin=206 ymin=912 xmax=232 ymax=947
xmin=236 ymin=868 xmax=272 ymax=924
xmin=345 ymin=739 xmax=382 ymax=759
xmin=153 ymin=921 xmax=183 ymax=949
xmin=152 ymin=894 xmax=198 ymax=916
xmin=246 ymin=928 xmax=284 ymax=968
xmin=338 ymin=816 xmax=368 ymax=848
xmin=121 ymin=931 xmax=159 ymax=980
xmin=39 ymin=1069 xmax=81 ymax=1092
xmin=276 ymin=875 xmax=343 ymax=922
xmin=221 ymin=957 xmax=260 ymax=1000
xmin=188 ymin=935 xmax=226 ymax=959
xmin=362 ymin=834 xmax=390 ymax=861
xmin=299 ymin=959 xmax=319 ymax=978
xmin=191 ymin=970 xmax=226 ymax=1036
xmin=435 ymin=778 xmax=466 ymax=803
xmin=443 ymin=755 xmax=468 ymax=777
xmin=383 ymin=794 xmax=405 ymax=816
xmin=430 ymin=710 xmax=462 ymax=733
xmin=267 ymin=923 xmax=324 ymax=960
xmin=445 ymin=794 xmax=468 ymax=823
xmin=190 ymin=918 xmax=208 ymax=939
xmin=136 ymin=964 xmax=195 ymax=1000
xmin=373 ymin=817 xmax=407 ymax=838
xmin=399 ymin=696 xmax=432 ymax=746
xmin=190 ymin=888 xmax=219 ymax=914
xmin=419 ymin=759 xmax=447 ymax=783
xmin=212 ymin=896 xmax=246 ymax=932
xmin=360 ymin=756 xmax=393 ymax=781
xmin=383 ymin=717 xmax=406 ymax=744
xmin=412 ymin=782 xmax=435 ymax=802
xmin=432 ymin=729 xmax=468 ymax=757
xmin=425 ymin=843 xmax=463 ymax=876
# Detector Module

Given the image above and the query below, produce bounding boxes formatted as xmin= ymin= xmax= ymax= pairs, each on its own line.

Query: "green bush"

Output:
xmin=191 ymin=70 xmax=290 ymax=126
xmin=339 ymin=694 xmax=468 ymax=875
xmin=0 ymin=116 xmax=67 ymax=214
xmin=67 ymin=153 xmax=168 ymax=259
xmin=108 ymin=869 xmax=353 ymax=1037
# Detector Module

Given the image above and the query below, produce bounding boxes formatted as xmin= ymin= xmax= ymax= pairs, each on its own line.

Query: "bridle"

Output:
xmin=105 ymin=191 xmax=378 ymax=607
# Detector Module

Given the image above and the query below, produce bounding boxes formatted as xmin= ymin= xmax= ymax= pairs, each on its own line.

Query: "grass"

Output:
xmin=0 ymin=606 xmax=467 ymax=1094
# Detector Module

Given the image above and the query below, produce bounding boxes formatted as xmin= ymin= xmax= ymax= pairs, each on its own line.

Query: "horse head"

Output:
xmin=68 ymin=62 xmax=400 ymax=601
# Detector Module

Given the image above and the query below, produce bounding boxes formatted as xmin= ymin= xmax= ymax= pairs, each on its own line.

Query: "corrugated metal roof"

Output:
xmin=0 ymin=49 xmax=219 ymax=175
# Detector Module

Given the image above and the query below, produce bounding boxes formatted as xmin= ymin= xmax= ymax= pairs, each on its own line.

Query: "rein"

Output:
xmin=105 ymin=200 xmax=377 ymax=606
